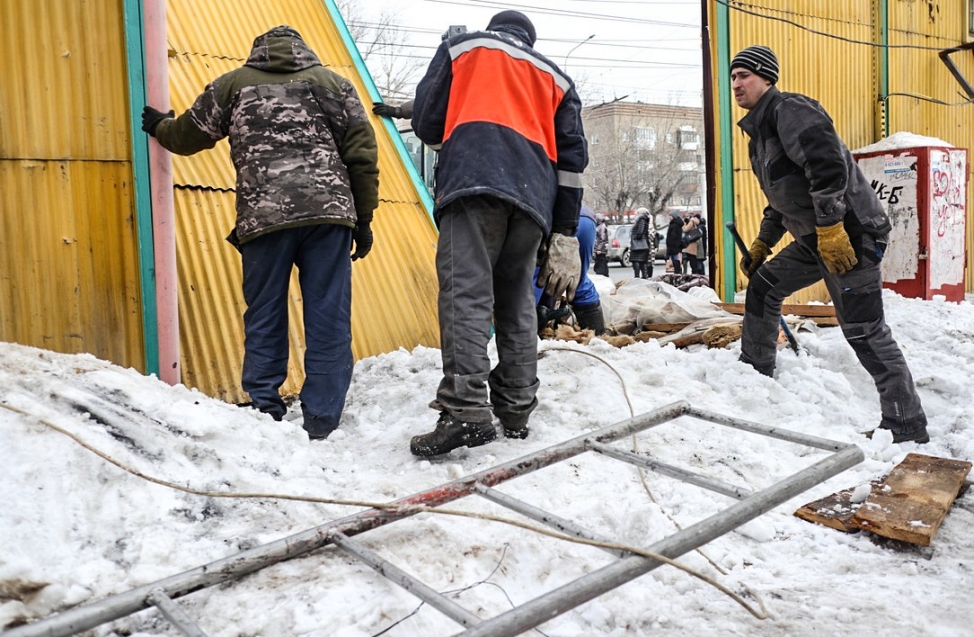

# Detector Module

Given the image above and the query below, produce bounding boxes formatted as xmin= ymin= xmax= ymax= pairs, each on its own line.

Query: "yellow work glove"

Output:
xmin=740 ymin=239 xmax=772 ymax=278
xmin=816 ymin=222 xmax=857 ymax=274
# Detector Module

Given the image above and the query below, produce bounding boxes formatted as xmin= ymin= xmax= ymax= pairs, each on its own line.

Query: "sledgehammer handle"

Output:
xmin=725 ymin=222 xmax=752 ymax=267
xmin=725 ymin=221 xmax=802 ymax=356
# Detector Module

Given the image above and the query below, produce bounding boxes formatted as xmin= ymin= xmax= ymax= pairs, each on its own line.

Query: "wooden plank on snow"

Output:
xmin=794 ymin=479 xmax=885 ymax=532
xmin=848 ymin=453 xmax=972 ymax=546
xmin=714 ymin=302 xmax=837 ymax=317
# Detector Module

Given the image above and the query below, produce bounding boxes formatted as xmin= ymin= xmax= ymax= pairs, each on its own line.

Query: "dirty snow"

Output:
xmin=2 ymin=283 xmax=973 ymax=637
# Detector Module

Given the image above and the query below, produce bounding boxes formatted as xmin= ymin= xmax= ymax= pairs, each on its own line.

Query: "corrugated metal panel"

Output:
xmin=165 ymin=0 xmax=440 ymax=401
xmin=711 ymin=0 xmax=973 ymax=301
xmin=0 ymin=159 xmax=144 ymax=366
xmin=723 ymin=2 xmax=877 ymax=303
xmin=886 ymin=0 xmax=974 ymax=294
xmin=0 ymin=0 xmax=131 ymax=159
xmin=0 ymin=1 xmax=145 ymax=369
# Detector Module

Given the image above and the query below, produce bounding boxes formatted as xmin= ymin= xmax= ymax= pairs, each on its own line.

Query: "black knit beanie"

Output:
xmin=730 ymin=45 xmax=779 ymax=85
xmin=486 ymin=10 xmax=537 ymax=46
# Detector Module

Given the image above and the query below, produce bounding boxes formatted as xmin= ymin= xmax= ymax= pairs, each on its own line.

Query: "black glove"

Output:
xmin=372 ymin=103 xmax=403 ymax=118
xmin=142 ymin=106 xmax=174 ymax=136
xmin=351 ymin=223 xmax=373 ymax=261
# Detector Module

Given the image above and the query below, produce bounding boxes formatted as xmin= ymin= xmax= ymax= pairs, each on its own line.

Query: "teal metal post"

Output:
xmin=715 ymin=1 xmax=738 ymax=302
xmin=322 ymin=0 xmax=436 ymax=220
xmin=121 ymin=0 xmax=160 ymax=376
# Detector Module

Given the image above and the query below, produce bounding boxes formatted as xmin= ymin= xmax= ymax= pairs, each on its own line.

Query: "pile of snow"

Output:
xmin=854 ymin=131 xmax=954 ymax=153
xmin=2 ymin=290 xmax=973 ymax=636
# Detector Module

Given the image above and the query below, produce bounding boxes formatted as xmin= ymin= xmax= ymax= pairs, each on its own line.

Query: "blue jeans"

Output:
xmin=239 ymin=224 xmax=353 ymax=434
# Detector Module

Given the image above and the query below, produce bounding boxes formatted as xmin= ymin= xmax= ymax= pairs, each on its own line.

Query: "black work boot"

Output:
xmin=410 ymin=413 xmax=497 ymax=457
xmin=868 ymin=415 xmax=930 ymax=444
xmin=498 ymin=413 xmax=530 ymax=439
xmin=739 ymin=353 xmax=774 ymax=378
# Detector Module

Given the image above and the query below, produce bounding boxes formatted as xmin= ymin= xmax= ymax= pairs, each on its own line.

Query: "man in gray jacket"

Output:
xmin=731 ymin=45 xmax=928 ymax=444
xmin=142 ymin=26 xmax=379 ymax=440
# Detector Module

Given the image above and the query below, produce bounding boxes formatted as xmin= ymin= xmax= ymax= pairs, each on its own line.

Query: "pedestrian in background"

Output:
xmin=142 ymin=26 xmax=379 ymax=441
xmin=664 ymin=210 xmax=684 ymax=274
xmin=681 ymin=212 xmax=706 ymax=275
xmin=629 ymin=207 xmax=653 ymax=279
xmin=731 ymin=44 xmax=927 ymax=444
xmin=593 ymin=213 xmax=610 ymax=276
xmin=409 ymin=10 xmax=588 ymax=456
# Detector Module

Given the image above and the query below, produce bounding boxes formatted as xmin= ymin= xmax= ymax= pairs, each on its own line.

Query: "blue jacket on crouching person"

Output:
xmin=535 ymin=206 xmax=604 ymax=333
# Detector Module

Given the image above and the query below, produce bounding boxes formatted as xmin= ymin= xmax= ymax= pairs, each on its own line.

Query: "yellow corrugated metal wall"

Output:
xmin=0 ymin=0 xmax=145 ymax=368
xmin=165 ymin=0 xmax=440 ymax=402
xmin=886 ymin=0 xmax=974 ymax=295
xmin=710 ymin=0 xmax=973 ymax=302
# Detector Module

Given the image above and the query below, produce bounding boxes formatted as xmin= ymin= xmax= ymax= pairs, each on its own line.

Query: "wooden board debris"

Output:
xmin=642 ymin=322 xmax=693 ymax=333
xmin=796 ymin=454 xmax=971 ymax=546
xmin=714 ymin=302 xmax=839 ymax=327
xmin=849 ymin=454 xmax=971 ymax=546
xmin=794 ymin=479 xmax=885 ymax=532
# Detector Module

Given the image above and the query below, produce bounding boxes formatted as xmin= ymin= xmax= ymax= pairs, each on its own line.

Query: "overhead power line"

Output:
xmin=427 ymin=0 xmax=699 ymax=28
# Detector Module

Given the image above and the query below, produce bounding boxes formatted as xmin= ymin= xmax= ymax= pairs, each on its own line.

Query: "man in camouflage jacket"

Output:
xmin=142 ymin=25 xmax=379 ymax=440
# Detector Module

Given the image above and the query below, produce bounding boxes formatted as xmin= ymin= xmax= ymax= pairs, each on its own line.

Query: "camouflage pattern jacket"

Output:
xmin=155 ymin=26 xmax=379 ymax=245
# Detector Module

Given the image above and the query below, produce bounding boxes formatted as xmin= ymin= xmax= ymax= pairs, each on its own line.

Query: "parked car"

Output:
xmin=654 ymin=226 xmax=667 ymax=260
xmin=607 ymin=223 xmax=663 ymax=267
xmin=606 ymin=224 xmax=632 ymax=267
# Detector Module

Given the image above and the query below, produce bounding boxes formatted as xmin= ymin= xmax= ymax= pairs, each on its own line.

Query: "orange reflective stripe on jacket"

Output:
xmin=444 ymin=42 xmax=566 ymax=161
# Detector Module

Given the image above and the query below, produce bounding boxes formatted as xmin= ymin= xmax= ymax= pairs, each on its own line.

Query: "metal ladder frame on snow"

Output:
xmin=4 ymin=401 xmax=864 ymax=637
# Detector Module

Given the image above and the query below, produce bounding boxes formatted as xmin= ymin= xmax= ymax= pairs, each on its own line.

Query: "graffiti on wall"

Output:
xmin=928 ymin=149 xmax=967 ymax=289
xmin=857 ymin=154 xmax=919 ymax=283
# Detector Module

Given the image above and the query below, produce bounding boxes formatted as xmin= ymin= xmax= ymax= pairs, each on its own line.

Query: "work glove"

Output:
xmin=141 ymin=106 xmax=174 ymax=137
xmin=372 ymin=103 xmax=403 ymax=118
xmin=816 ymin=222 xmax=857 ymax=274
xmin=351 ymin=223 xmax=373 ymax=261
xmin=537 ymin=233 xmax=581 ymax=302
xmin=739 ymin=238 xmax=772 ymax=278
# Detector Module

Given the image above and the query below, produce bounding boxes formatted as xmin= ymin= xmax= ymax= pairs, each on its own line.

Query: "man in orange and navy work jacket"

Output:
xmin=409 ymin=10 xmax=588 ymax=457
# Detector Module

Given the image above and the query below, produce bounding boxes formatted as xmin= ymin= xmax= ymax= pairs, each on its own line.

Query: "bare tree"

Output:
xmin=335 ymin=0 xmax=425 ymax=102
xmin=582 ymin=103 xmax=703 ymax=223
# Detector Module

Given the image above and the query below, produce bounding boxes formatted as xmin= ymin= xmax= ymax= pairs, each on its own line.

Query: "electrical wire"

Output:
xmin=426 ymin=0 xmax=699 ymax=28
xmin=715 ymin=0 xmax=958 ymax=51
xmin=3 ymin=393 xmax=770 ymax=621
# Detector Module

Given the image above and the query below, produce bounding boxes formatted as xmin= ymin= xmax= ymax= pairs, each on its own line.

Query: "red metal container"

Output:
xmin=855 ymin=145 xmax=968 ymax=302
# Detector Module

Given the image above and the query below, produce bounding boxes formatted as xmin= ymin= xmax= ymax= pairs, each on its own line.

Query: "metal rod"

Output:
xmin=329 ymin=532 xmax=482 ymax=629
xmin=4 ymin=402 xmax=692 ymax=637
xmin=145 ymin=589 xmax=209 ymax=637
xmin=473 ymin=483 xmax=629 ymax=558
xmin=453 ymin=444 xmax=864 ymax=637
xmin=588 ymin=442 xmax=752 ymax=500
xmin=686 ymin=406 xmax=848 ymax=452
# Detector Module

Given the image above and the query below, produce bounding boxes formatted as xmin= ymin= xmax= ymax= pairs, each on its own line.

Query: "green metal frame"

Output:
xmin=322 ymin=0 xmax=436 ymax=221
xmin=121 ymin=0 xmax=160 ymax=376
xmin=879 ymin=0 xmax=890 ymax=138
xmin=715 ymin=1 xmax=737 ymax=302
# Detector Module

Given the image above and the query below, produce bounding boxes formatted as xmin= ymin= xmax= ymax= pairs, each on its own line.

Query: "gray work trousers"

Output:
xmin=741 ymin=234 xmax=925 ymax=429
xmin=434 ymin=195 xmax=544 ymax=425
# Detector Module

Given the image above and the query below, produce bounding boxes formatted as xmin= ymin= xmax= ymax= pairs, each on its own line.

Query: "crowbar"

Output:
xmin=725 ymin=222 xmax=802 ymax=356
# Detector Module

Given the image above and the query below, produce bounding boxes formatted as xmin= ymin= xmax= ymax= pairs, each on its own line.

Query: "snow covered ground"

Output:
xmin=2 ymin=283 xmax=972 ymax=637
